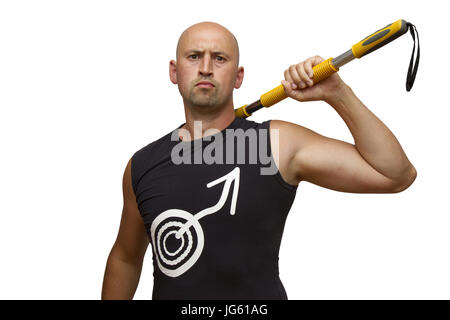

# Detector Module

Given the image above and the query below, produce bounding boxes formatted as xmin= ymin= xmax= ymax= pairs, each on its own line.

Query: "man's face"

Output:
xmin=170 ymin=24 xmax=243 ymax=111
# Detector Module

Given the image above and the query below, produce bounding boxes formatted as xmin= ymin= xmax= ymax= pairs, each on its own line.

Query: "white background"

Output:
xmin=0 ymin=0 xmax=448 ymax=299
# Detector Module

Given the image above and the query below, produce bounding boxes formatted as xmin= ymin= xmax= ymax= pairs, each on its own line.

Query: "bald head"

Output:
xmin=176 ymin=21 xmax=240 ymax=66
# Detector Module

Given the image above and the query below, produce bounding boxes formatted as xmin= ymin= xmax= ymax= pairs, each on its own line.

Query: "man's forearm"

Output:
xmin=102 ymin=254 xmax=143 ymax=300
xmin=325 ymin=85 xmax=416 ymax=184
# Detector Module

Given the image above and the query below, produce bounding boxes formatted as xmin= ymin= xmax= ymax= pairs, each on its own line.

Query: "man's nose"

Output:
xmin=199 ymin=54 xmax=213 ymax=77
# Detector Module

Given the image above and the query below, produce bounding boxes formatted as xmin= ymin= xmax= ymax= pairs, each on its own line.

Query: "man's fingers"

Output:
xmin=313 ymin=55 xmax=325 ymax=67
xmin=281 ymin=80 xmax=290 ymax=92
xmin=296 ymin=62 xmax=312 ymax=87
xmin=284 ymin=55 xmax=325 ymax=91
xmin=288 ymin=64 xmax=303 ymax=88
xmin=304 ymin=59 xmax=314 ymax=78
xmin=281 ymin=80 xmax=303 ymax=100
xmin=284 ymin=68 xmax=296 ymax=89
xmin=281 ymin=80 xmax=294 ymax=96
xmin=281 ymin=80 xmax=301 ymax=99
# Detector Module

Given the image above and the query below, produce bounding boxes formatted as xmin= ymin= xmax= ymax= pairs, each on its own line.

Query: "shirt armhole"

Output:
xmin=130 ymin=152 xmax=139 ymax=196
xmin=265 ymin=119 xmax=298 ymax=192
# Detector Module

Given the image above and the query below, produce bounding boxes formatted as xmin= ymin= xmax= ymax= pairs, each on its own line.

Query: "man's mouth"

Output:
xmin=196 ymin=81 xmax=215 ymax=88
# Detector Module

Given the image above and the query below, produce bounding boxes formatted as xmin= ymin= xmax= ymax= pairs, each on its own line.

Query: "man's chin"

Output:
xmin=189 ymin=98 xmax=219 ymax=109
xmin=192 ymin=103 xmax=218 ymax=110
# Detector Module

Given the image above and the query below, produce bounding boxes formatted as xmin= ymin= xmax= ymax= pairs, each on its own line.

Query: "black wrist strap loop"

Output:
xmin=406 ymin=22 xmax=420 ymax=91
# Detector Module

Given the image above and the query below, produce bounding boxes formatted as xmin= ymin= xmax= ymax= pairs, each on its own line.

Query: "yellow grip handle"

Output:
xmin=312 ymin=57 xmax=339 ymax=83
xmin=235 ymin=104 xmax=250 ymax=119
xmin=352 ymin=19 xmax=408 ymax=58
xmin=260 ymin=85 xmax=286 ymax=107
xmin=259 ymin=57 xmax=339 ymax=107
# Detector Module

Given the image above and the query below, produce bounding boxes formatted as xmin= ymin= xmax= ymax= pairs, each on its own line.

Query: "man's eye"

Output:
xmin=216 ymin=56 xmax=225 ymax=62
xmin=189 ymin=54 xmax=199 ymax=59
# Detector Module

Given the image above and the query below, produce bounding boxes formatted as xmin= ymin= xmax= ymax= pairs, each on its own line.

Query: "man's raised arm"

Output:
xmin=274 ymin=55 xmax=416 ymax=193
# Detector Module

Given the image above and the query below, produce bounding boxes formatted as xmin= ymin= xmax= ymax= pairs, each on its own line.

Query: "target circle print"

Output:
xmin=150 ymin=167 xmax=240 ymax=278
xmin=151 ymin=209 xmax=204 ymax=277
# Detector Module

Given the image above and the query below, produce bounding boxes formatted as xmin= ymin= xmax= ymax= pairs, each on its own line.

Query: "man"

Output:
xmin=101 ymin=21 xmax=417 ymax=300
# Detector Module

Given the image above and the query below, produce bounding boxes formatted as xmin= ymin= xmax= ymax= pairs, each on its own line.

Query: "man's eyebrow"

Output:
xmin=212 ymin=51 xmax=229 ymax=57
xmin=185 ymin=50 xmax=231 ymax=58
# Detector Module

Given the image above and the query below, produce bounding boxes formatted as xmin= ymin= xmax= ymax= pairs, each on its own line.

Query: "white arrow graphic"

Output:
xmin=151 ymin=167 xmax=240 ymax=277
xmin=175 ymin=166 xmax=240 ymax=238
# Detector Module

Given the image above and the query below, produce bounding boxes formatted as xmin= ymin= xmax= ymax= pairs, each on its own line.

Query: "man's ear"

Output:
xmin=169 ymin=60 xmax=177 ymax=84
xmin=234 ymin=66 xmax=244 ymax=89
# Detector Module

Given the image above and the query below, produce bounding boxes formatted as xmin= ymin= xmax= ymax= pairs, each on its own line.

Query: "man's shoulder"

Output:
xmin=268 ymin=119 xmax=308 ymax=132
xmin=235 ymin=116 xmax=269 ymax=130
xmin=129 ymin=127 xmax=178 ymax=190
xmin=132 ymin=128 xmax=178 ymax=161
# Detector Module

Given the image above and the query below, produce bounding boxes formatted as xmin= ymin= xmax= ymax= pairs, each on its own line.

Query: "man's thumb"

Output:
xmin=281 ymin=80 xmax=292 ymax=95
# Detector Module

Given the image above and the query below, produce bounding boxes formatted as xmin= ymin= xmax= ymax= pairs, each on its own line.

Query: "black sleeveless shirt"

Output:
xmin=131 ymin=116 xmax=298 ymax=300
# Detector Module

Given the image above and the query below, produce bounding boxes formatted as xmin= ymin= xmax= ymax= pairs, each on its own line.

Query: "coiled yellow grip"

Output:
xmin=259 ymin=57 xmax=339 ymax=108
xmin=260 ymin=85 xmax=286 ymax=108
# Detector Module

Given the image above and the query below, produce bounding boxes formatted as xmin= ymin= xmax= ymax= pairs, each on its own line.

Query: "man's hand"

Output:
xmin=281 ymin=55 xmax=347 ymax=103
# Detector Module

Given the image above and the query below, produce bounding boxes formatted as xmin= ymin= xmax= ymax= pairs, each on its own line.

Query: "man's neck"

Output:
xmin=179 ymin=104 xmax=236 ymax=142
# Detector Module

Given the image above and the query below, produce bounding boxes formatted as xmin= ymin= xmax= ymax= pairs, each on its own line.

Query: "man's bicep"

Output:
xmin=290 ymin=126 xmax=399 ymax=193
xmin=112 ymin=158 xmax=149 ymax=263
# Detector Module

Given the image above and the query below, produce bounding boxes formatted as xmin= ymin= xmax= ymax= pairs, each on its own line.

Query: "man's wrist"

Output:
xmin=324 ymin=83 xmax=354 ymax=108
